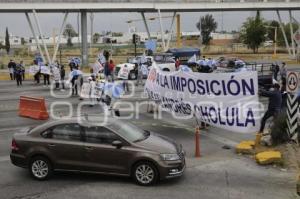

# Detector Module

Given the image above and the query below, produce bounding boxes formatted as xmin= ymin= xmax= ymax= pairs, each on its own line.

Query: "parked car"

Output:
xmin=10 ymin=116 xmax=185 ymax=186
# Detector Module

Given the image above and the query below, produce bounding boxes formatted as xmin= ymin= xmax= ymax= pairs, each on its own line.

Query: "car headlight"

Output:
xmin=160 ymin=153 xmax=180 ymax=161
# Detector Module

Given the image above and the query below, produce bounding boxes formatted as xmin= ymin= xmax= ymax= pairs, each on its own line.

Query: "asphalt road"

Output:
xmin=0 ymin=79 xmax=297 ymax=199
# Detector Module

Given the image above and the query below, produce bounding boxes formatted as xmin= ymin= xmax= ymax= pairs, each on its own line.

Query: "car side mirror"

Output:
xmin=112 ymin=140 xmax=123 ymax=149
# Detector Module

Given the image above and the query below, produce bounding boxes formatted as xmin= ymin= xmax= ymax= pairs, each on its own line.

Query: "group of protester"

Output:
xmin=177 ymin=55 xmax=223 ymax=73
xmin=8 ymin=60 xmax=25 ymax=86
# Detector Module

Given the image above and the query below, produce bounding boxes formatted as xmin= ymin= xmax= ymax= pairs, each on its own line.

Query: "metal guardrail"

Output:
xmin=0 ymin=0 xmax=298 ymax=3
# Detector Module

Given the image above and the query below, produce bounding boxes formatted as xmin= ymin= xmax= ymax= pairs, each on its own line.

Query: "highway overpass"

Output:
xmin=0 ymin=0 xmax=299 ymax=12
xmin=0 ymin=0 xmax=299 ymax=66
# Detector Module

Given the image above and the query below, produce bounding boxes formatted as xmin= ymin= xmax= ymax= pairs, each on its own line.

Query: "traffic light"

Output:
xmin=132 ymin=34 xmax=140 ymax=44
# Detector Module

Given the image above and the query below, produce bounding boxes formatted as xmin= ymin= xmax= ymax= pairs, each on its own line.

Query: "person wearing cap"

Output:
xmin=258 ymin=83 xmax=282 ymax=134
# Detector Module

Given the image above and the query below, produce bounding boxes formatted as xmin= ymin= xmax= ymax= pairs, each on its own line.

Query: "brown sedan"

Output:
xmin=10 ymin=116 xmax=185 ymax=186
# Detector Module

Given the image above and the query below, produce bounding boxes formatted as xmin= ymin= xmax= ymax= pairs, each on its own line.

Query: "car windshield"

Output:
xmin=108 ymin=121 xmax=150 ymax=142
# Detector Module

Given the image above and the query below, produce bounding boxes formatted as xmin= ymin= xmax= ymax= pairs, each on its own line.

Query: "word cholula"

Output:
xmin=145 ymin=68 xmax=260 ymax=133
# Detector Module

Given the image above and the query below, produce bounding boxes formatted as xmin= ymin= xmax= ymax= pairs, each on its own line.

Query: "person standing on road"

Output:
xmin=43 ymin=65 xmax=50 ymax=87
xmin=70 ymin=67 xmax=79 ymax=96
xmin=175 ymin=57 xmax=180 ymax=71
xmin=272 ymin=62 xmax=280 ymax=81
xmin=121 ymin=64 xmax=130 ymax=93
xmin=280 ymin=62 xmax=287 ymax=84
xmin=136 ymin=63 xmax=144 ymax=87
xmin=108 ymin=60 xmax=115 ymax=82
xmin=60 ymin=65 xmax=65 ymax=91
xmin=8 ymin=60 xmax=16 ymax=80
xmin=88 ymin=76 xmax=96 ymax=107
xmin=20 ymin=60 xmax=25 ymax=81
xmin=258 ymin=83 xmax=282 ymax=134
xmin=15 ymin=64 xmax=23 ymax=86
xmin=33 ymin=60 xmax=40 ymax=84
xmin=103 ymin=50 xmax=111 ymax=82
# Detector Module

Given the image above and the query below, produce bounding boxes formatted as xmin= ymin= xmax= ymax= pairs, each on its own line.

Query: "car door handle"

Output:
xmin=48 ymin=144 xmax=56 ymax=147
xmin=85 ymin=146 xmax=94 ymax=151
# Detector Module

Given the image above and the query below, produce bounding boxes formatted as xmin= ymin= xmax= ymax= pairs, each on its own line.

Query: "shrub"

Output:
xmin=270 ymin=112 xmax=289 ymax=145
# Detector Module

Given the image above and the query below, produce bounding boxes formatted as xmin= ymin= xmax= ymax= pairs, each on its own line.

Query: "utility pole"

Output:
xmin=176 ymin=14 xmax=181 ymax=48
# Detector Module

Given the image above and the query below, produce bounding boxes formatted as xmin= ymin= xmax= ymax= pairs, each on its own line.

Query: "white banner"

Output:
xmin=145 ymin=68 xmax=260 ymax=133
xmin=40 ymin=65 xmax=51 ymax=75
xmin=29 ymin=65 xmax=39 ymax=75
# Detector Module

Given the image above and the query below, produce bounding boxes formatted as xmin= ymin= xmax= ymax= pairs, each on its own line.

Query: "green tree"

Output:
xmin=5 ymin=27 xmax=10 ymax=54
xmin=240 ymin=11 xmax=267 ymax=53
xmin=93 ymin=33 xmax=100 ymax=43
xmin=266 ymin=20 xmax=299 ymax=46
xmin=196 ymin=14 xmax=217 ymax=45
xmin=63 ymin=23 xmax=78 ymax=47
xmin=0 ymin=41 xmax=4 ymax=49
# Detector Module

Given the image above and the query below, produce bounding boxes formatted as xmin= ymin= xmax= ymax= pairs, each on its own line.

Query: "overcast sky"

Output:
xmin=0 ymin=11 xmax=299 ymax=37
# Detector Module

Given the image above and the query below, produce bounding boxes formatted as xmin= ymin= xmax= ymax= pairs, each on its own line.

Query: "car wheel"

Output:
xmin=29 ymin=156 xmax=53 ymax=181
xmin=133 ymin=161 xmax=158 ymax=186
xmin=129 ymin=71 xmax=137 ymax=80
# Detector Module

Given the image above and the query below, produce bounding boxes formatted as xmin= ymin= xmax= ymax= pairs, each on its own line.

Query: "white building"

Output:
xmin=0 ymin=34 xmax=22 ymax=46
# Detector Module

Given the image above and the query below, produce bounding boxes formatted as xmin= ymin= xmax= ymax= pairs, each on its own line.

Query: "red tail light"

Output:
xmin=11 ymin=139 xmax=19 ymax=151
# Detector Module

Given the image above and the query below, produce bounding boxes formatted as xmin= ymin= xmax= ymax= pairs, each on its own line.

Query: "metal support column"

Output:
xmin=176 ymin=14 xmax=182 ymax=48
xmin=158 ymin=9 xmax=166 ymax=51
xmin=90 ymin=13 xmax=94 ymax=57
xmin=25 ymin=12 xmax=46 ymax=63
xmin=141 ymin=12 xmax=151 ymax=40
xmin=32 ymin=10 xmax=51 ymax=64
xmin=52 ymin=12 xmax=68 ymax=63
xmin=166 ymin=12 xmax=176 ymax=51
xmin=81 ymin=10 xmax=88 ymax=66
xmin=276 ymin=10 xmax=292 ymax=57
xmin=289 ymin=10 xmax=296 ymax=58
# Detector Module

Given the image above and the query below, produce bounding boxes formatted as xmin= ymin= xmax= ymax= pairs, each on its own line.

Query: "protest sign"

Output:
xmin=145 ymin=68 xmax=259 ymax=133
xmin=118 ymin=66 xmax=130 ymax=80
xmin=29 ymin=65 xmax=39 ymax=75
xmin=40 ymin=65 xmax=51 ymax=75
xmin=52 ymin=67 xmax=61 ymax=81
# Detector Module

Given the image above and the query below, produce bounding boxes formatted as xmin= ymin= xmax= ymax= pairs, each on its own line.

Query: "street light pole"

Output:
xmin=274 ymin=27 xmax=277 ymax=57
xmin=266 ymin=25 xmax=278 ymax=57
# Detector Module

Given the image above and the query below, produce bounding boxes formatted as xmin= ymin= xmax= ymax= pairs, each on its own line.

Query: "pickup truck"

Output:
xmin=215 ymin=57 xmax=274 ymax=90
